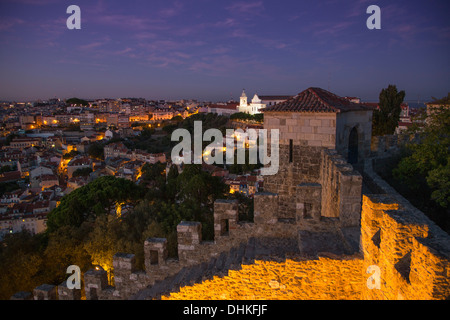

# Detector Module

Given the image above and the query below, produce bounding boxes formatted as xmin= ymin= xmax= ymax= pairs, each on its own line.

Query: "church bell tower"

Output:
xmin=240 ymin=89 xmax=248 ymax=110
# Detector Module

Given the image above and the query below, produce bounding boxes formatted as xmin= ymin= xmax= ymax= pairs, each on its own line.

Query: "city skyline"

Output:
xmin=0 ymin=0 xmax=449 ymax=102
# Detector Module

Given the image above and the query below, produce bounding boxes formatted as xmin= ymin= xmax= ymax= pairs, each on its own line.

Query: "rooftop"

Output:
xmin=208 ymin=103 xmax=239 ymax=110
xmin=263 ymin=87 xmax=373 ymax=113
xmin=258 ymin=95 xmax=293 ymax=101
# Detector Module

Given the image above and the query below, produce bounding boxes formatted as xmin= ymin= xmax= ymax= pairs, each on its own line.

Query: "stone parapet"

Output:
xmin=13 ymin=145 xmax=450 ymax=301
xmin=319 ymin=149 xmax=362 ymax=225
xmin=33 ymin=284 xmax=57 ymax=300
xmin=84 ymin=267 xmax=108 ymax=300
xmin=361 ymin=192 xmax=450 ymax=300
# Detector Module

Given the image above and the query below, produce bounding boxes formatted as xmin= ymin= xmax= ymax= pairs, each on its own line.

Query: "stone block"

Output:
xmin=10 ymin=291 xmax=33 ymax=300
xmin=58 ymin=281 xmax=81 ymax=300
xmin=145 ymin=238 xmax=168 ymax=268
xmin=286 ymin=118 xmax=297 ymax=126
xmin=113 ymin=253 xmax=137 ymax=273
xmin=301 ymin=126 xmax=312 ymax=133
xmin=296 ymin=183 xmax=322 ymax=222
xmin=321 ymin=119 xmax=331 ymax=127
xmin=308 ymin=140 xmax=322 ymax=147
xmin=177 ymin=221 xmax=202 ymax=260
xmin=214 ymin=199 xmax=239 ymax=239
xmin=33 ymin=284 xmax=57 ymax=300
xmin=84 ymin=268 xmax=108 ymax=300
xmin=317 ymin=126 xmax=336 ymax=134
xmin=310 ymin=119 xmax=322 ymax=127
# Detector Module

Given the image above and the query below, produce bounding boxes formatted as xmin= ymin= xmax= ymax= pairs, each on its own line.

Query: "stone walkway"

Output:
xmin=130 ymin=237 xmax=300 ymax=300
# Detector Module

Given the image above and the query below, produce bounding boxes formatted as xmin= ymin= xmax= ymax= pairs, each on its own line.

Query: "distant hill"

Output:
xmin=66 ymin=97 xmax=89 ymax=106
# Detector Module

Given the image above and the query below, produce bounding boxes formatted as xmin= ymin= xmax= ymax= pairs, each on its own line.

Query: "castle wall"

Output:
xmin=162 ymin=255 xmax=364 ymax=300
xmin=318 ymin=149 xmax=362 ymax=224
xmin=263 ymin=112 xmax=337 ymax=206
xmin=370 ymin=133 xmax=420 ymax=158
xmin=162 ymin=191 xmax=450 ymax=301
xmin=14 ymin=133 xmax=450 ymax=300
xmin=263 ymin=147 xmax=363 ymax=231
xmin=262 ymin=111 xmax=364 ymax=222
xmin=18 ymin=186 xmax=450 ymax=300
xmin=361 ymin=170 xmax=450 ymax=300
xmin=263 ymin=144 xmax=324 ymax=220
xmin=264 ymin=112 xmax=337 ymax=148
xmin=335 ymin=110 xmax=372 ymax=162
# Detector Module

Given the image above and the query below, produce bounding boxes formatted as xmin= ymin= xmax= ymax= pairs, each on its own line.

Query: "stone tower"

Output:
xmin=262 ymin=87 xmax=373 ymax=254
xmin=239 ymin=89 xmax=248 ymax=113
xmin=240 ymin=89 xmax=248 ymax=105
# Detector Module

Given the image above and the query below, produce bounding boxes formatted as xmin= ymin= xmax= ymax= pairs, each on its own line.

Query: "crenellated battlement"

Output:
xmin=370 ymin=133 xmax=420 ymax=158
xmin=13 ymin=146 xmax=450 ymax=300
xmin=361 ymin=170 xmax=450 ymax=300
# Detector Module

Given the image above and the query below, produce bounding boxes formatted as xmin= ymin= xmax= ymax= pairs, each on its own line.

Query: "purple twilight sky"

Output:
xmin=0 ymin=0 xmax=449 ymax=103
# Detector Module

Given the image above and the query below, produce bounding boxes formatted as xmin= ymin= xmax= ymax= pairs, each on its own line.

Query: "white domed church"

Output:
xmin=238 ymin=89 xmax=266 ymax=115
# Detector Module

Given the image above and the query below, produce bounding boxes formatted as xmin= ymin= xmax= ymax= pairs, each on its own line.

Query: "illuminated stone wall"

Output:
xmin=162 ymin=191 xmax=450 ymax=301
xmin=361 ymin=189 xmax=450 ymax=300
xmin=14 ymin=152 xmax=450 ymax=301
xmin=163 ymin=256 xmax=364 ymax=300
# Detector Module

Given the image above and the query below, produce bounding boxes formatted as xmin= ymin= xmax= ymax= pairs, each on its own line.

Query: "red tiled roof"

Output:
xmin=39 ymin=174 xmax=58 ymax=181
xmin=208 ymin=103 xmax=238 ymax=110
xmin=68 ymin=157 xmax=91 ymax=166
xmin=360 ymin=102 xmax=379 ymax=110
xmin=259 ymin=95 xmax=293 ymax=101
xmin=0 ymin=171 xmax=21 ymax=183
xmin=263 ymin=87 xmax=372 ymax=113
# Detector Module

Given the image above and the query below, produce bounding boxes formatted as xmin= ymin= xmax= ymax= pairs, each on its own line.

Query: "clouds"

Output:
xmin=1 ymin=0 xmax=59 ymax=5
xmin=0 ymin=18 xmax=25 ymax=31
xmin=226 ymin=1 xmax=264 ymax=15
xmin=158 ymin=1 xmax=184 ymax=18
xmin=93 ymin=14 xmax=155 ymax=31
xmin=0 ymin=0 xmax=449 ymax=101
xmin=311 ymin=21 xmax=355 ymax=37
xmin=78 ymin=37 xmax=111 ymax=51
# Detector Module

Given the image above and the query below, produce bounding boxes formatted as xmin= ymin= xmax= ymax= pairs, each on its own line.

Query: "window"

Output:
xmin=348 ymin=127 xmax=358 ymax=164
xmin=149 ymin=250 xmax=159 ymax=265
xmin=395 ymin=252 xmax=412 ymax=283
xmin=89 ymin=288 xmax=98 ymax=300
xmin=220 ymin=219 xmax=229 ymax=236
xmin=289 ymin=139 xmax=293 ymax=163
xmin=303 ymin=203 xmax=313 ymax=219
xmin=371 ymin=229 xmax=381 ymax=248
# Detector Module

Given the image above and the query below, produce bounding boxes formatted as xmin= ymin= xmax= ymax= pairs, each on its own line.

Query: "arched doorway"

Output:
xmin=348 ymin=127 xmax=358 ymax=164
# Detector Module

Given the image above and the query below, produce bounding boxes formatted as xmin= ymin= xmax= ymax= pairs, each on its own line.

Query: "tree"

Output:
xmin=63 ymin=150 xmax=79 ymax=160
xmin=72 ymin=167 xmax=93 ymax=177
xmin=0 ymin=181 xmax=21 ymax=197
xmin=372 ymin=85 xmax=405 ymax=136
xmin=65 ymin=123 xmax=81 ymax=131
xmin=177 ymin=164 xmax=229 ymax=209
xmin=46 ymin=176 xmax=145 ymax=232
xmin=176 ymin=164 xmax=229 ymax=240
xmin=0 ymin=165 xmax=14 ymax=173
xmin=4 ymin=133 xmax=18 ymax=146
xmin=88 ymin=142 xmax=104 ymax=160
xmin=253 ymin=113 xmax=263 ymax=123
xmin=230 ymin=112 xmax=263 ymax=123
xmin=83 ymin=215 xmax=122 ymax=273
xmin=41 ymin=225 xmax=93 ymax=285
xmin=0 ymin=231 xmax=46 ymax=299
xmin=430 ymin=93 xmax=450 ymax=105
xmin=392 ymin=104 xmax=450 ymax=232
xmin=171 ymin=115 xmax=183 ymax=122
xmin=66 ymin=97 xmax=89 ymax=106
